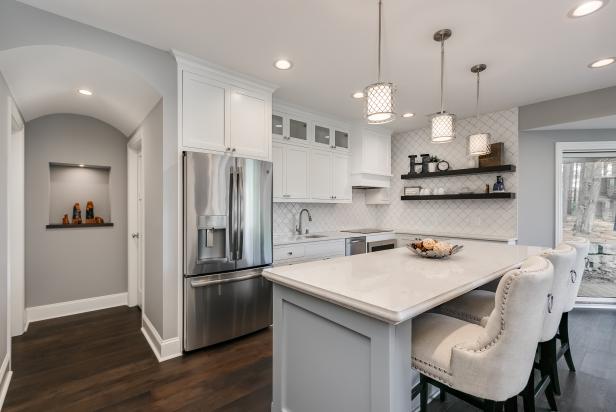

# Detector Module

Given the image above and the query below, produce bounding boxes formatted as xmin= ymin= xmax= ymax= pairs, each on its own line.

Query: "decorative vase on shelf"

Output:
xmin=428 ymin=162 xmax=437 ymax=172
xmin=493 ymin=176 xmax=505 ymax=192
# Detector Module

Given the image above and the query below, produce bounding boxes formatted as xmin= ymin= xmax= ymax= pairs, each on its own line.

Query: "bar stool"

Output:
xmin=436 ymin=244 xmax=577 ymax=410
xmin=559 ymin=238 xmax=590 ymax=372
xmin=411 ymin=256 xmax=554 ymax=412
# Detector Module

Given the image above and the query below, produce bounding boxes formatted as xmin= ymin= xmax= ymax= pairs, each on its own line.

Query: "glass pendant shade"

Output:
xmin=431 ymin=112 xmax=455 ymax=143
xmin=365 ymin=82 xmax=395 ymax=124
xmin=468 ymin=132 xmax=491 ymax=155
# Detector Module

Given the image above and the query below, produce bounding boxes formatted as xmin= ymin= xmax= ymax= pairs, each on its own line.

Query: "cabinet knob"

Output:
xmin=287 ymin=251 xmax=293 ymax=255
xmin=226 ymin=147 xmax=231 ymax=151
xmin=232 ymin=148 xmax=236 ymax=152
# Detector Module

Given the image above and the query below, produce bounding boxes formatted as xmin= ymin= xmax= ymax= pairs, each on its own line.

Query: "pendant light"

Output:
xmin=468 ymin=64 xmax=491 ymax=156
xmin=431 ymin=29 xmax=455 ymax=143
xmin=364 ymin=0 xmax=395 ymax=124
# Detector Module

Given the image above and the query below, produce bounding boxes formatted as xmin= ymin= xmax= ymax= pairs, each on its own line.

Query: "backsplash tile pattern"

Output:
xmin=273 ymin=108 xmax=518 ymax=238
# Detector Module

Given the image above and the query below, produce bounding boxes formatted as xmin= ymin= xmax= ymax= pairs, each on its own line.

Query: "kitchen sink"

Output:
xmin=301 ymin=234 xmax=326 ymax=239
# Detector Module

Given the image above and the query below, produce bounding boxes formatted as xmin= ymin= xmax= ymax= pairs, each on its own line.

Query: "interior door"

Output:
xmin=234 ymin=157 xmax=273 ymax=270
xmin=137 ymin=154 xmax=144 ymax=308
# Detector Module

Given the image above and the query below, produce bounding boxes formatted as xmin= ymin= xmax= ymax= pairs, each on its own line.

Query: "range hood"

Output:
xmin=351 ymin=173 xmax=391 ymax=189
xmin=350 ymin=127 xmax=392 ymax=189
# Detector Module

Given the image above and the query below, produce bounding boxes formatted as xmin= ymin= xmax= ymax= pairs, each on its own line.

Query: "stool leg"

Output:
xmin=505 ymin=396 xmax=519 ymax=412
xmin=559 ymin=312 xmax=576 ymax=372
xmin=439 ymin=388 xmax=446 ymax=402
xmin=484 ymin=400 xmax=504 ymax=412
xmin=540 ymin=337 xmax=561 ymax=396
xmin=419 ymin=374 xmax=428 ymax=412
xmin=522 ymin=370 xmax=535 ymax=412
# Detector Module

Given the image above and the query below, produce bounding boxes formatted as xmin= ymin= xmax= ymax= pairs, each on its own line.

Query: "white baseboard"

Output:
xmin=0 ymin=353 xmax=13 ymax=411
xmin=141 ymin=314 xmax=182 ymax=363
xmin=26 ymin=292 xmax=128 ymax=323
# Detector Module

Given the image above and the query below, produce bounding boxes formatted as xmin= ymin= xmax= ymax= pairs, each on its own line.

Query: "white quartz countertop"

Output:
xmin=263 ymin=242 xmax=543 ymax=324
xmin=396 ymin=230 xmax=518 ymax=243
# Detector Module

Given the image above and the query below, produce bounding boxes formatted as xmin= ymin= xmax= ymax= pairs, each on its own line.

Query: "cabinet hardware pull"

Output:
xmin=287 ymin=251 xmax=293 ymax=255
xmin=226 ymin=147 xmax=231 ymax=151
xmin=232 ymin=148 xmax=236 ymax=152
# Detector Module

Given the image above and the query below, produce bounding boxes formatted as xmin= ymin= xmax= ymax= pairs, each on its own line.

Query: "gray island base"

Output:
xmin=264 ymin=243 xmax=543 ymax=412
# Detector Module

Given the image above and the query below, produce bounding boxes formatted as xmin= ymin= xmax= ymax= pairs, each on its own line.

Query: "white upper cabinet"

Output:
xmin=333 ymin=154 xmax=351 ymax=200
xmin=176 ymin=51 xmax=276 ymax=161
xmin=273 ymin=142 xmax=309 ymax=202
xmin=350 ymin=128 xmax=392 ymax=188
xmin=271 ymin=102 xmax=352 ymax=203
xmin=229 ymin=88 xmax=269 ymax=159
xmin=310 ymin=150 xmax=333 ymax=200
xmin=182 ymin=72 xmax=227 ymax=152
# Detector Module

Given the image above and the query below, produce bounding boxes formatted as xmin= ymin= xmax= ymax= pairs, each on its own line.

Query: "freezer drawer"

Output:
xmin=184 ymin=267 xmax=272 ymax=351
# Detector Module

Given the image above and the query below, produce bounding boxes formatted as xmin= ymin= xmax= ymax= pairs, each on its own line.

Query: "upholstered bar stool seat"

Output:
xmin=412 ymin=256 xmax=554 ymax=411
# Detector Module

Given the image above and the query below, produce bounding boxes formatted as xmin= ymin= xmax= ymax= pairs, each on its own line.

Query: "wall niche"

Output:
xmin=46 ymin=162 xmax=114 ymax=228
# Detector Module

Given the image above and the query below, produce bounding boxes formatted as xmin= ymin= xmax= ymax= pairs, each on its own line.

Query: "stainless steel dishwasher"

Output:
xmin=345 ymin=236 xmax=367 ymax=255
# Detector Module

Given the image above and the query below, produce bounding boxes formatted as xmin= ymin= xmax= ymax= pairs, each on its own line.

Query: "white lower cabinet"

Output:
xmin=273 ymin=143 xmax=309 ymax=201
xmin=274 ymin=239 xmax=345 ymax=265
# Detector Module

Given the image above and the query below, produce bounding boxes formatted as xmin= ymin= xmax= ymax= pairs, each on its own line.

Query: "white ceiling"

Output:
xmin=532 ymin=114 xmax=616 ymax=130
xmin=17 ymin=0 xmax=616 ymax=132
xmin=0 ymin=45 xmax=160 ymax=135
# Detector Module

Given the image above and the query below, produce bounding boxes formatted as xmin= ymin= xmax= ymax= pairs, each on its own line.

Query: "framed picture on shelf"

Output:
xmin=404 ymin=186 xmax=421 ymax=196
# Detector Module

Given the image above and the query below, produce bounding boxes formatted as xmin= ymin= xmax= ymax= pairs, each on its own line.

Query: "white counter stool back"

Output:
xmin=559 ymin=238 xmax=590 ymax=372
xmin=434 ymin=244 xmax=577 ymax=410
xmin=411 ymin=256 xmax=554 ymax=412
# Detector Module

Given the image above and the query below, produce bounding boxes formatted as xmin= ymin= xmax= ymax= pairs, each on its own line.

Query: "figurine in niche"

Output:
xmin=94 ymin=216 xmax=105 ymax=224
xmin=493 ymin=176 xmax=505 ymax=192
xmin=484 ymin=184 xmax=490 ymax=194
xmin=62 ymin=214 xmax=69 ymax=225
xmin=72 ymin=202 xmax=82 ymax=224
xmin=85 ymin=200 xmax=95 ymax=224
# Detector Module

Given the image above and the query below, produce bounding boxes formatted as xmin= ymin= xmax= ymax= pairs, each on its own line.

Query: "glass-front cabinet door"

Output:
xmin=289 ymin=117 xmax=308 ymax=143
xmin=314 ymin=124 xmax=332 ymax=149
xmin=334 ymin=129 xmax=350 ymax=151
xmin=271 ymin=113 xmax=285 ymax=141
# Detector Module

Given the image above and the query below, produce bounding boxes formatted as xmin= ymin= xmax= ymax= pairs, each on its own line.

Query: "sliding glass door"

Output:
xmin=561 ymin=152 xmax=616 ymax=301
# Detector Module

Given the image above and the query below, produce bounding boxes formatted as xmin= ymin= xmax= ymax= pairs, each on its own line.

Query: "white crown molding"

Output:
xmin=26 ymin=292 xmax=128 ymax=323
xmin=0 ymin=353 xmax=13 ymax=410
xmin=172 ymin=49 xmax=278 ymax=93
xmin=141 ymin=315 xmax=182 ymax=363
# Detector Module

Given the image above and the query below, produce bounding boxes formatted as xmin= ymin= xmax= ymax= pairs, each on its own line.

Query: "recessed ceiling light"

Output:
xmin=402 ymin=112 xmax=415 ymax=118
xmin=352 ymin=91 xmax=365 ymax=99
xmin=588 ymin=57 xmax=615 ymax=68
xmin=568 ymin=0 xmax=607 ymax=17
xmin=274 ymin=59 xmax=293 ymax=70
xmin=78 ymin=89 xmax=93 ymax=96
xmin=78 ymin=164 xmax=85 ymax=167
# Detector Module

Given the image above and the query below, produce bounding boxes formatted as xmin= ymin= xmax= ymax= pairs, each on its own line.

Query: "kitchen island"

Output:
xmin=263 ymin=241 xmax=543 ymax=412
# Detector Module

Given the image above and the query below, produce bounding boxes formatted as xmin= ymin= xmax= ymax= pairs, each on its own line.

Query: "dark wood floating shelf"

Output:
xmin=46 ymin=223 xmax=114 ymax=229
xmin=401 ymin=164 xmax=516 ymax=180
xmin=401 ymin=192 xmax=516 ymax=200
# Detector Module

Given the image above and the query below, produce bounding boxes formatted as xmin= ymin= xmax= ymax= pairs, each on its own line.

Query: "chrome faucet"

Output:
xmin=296 ymin=208 xmax=312 ymax=235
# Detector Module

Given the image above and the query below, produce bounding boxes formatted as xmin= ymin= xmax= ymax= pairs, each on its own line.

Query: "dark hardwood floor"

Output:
xmin=4 ymin=306 xmax=272 ymax=411
xmin=4 ymin=306 xmax=615 ymax=411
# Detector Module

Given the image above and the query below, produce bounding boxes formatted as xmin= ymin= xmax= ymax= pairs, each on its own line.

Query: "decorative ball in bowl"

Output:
xmin=407 ymin=238 xmax=463 ymax=259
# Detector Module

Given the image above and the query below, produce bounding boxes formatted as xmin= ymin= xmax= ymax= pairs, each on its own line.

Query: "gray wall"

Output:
xmin=134 ymin=100 xmax=165 ymax=334
xmin=0 ymin=71 xmax=12 ymax=371
xmin=518 ymin=129 xmax=616 ymax=247
xmin=0 ymin=0 xmax=179 ymax=340
xmin=25 ymin=114 xmax=127 ymax=307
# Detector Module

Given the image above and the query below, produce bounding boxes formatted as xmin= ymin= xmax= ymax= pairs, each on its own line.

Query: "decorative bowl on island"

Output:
xmin=407 ymin=238 xmax=463 ymax=259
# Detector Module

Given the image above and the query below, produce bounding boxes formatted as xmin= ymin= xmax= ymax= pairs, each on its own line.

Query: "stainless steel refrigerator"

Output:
xmin=183 ymin=151 xmax=273 ymax=351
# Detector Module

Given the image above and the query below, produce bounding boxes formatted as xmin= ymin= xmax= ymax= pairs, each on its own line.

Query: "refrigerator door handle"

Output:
xmin=189 ymin=272 xmax=261 ymax=288
xmin=236 ymin=166 xmax=244 ymax=260
xmin=228 ymin=166 xmax=236 ymax=261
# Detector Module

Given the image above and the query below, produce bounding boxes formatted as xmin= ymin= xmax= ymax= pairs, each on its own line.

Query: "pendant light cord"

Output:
xmin=440 ymin=37 xmax=445 ymax=114
xmin=475 ymin=71 xmax=480 ymax=119
xmin=377 ymin=0 xmax=382 ymax=81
